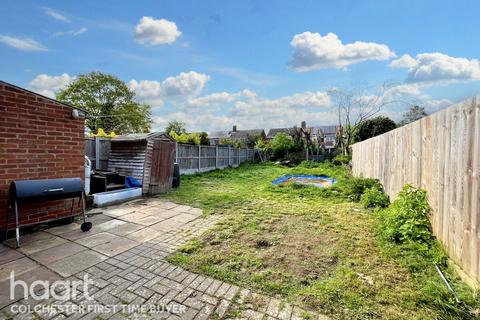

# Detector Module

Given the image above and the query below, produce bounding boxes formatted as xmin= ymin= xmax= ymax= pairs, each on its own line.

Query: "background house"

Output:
xmin=309 ymin=125 xmax=340 ymax=152
xmin=0 ymin=81 xmax=86 ymax=239
xmin=266 ymin=128 xmax=291 ymax=141
xmin=209 ymin=126 xmax=266 ymax=146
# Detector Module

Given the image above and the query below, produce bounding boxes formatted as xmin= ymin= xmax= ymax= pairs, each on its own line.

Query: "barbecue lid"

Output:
xmin=10 ymin=178 xmax=84 ymax=202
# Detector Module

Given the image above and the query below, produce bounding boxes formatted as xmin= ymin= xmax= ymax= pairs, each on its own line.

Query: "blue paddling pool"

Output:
xmin=272 ymin=175 xmax=336 ymax=188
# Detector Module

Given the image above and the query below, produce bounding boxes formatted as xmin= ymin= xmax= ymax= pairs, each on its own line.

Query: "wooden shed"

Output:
xmin=108 ymin=132 xmax=175 ymax=194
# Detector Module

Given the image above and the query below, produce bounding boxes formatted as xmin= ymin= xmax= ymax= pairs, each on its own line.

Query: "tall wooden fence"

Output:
xmin=176 ymin=144 xmax=255 ymax=174
xmin=85 ymin=138 xmax=255 ymax=175
xmin=352 ymin=98 xmax=480 ymax=283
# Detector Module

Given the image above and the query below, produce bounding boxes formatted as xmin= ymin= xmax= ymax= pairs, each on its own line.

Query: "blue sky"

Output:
xmin=1 ymin=0 xmax=479 ymax=132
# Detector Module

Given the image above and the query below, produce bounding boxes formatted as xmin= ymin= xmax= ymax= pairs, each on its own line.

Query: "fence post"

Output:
xmin=215 ymin=145 xmax=219 ymax=168
xmin=95 ymin=136 xmax=100 ymax=170
xmin=228 ymin=146 xmax=231 ymax=166
xmin=198 ymin=145 xmax=201 ymax=172
xmin=175 ymin=142 xmax=178 ymax=163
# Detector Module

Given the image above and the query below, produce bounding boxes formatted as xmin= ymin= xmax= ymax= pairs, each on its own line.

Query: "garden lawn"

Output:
xmin=160 ymin=162 xmax=479 ymax=320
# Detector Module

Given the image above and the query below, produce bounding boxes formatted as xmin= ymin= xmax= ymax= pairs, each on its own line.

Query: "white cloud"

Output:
xmin=128 ymin=71 xmax=210 ymax=107
xmin=290 ymin=32 xmax=395 ymax=72
xmin=28 ymin=73 xmax=73 ymax=98
xmin=390 ymin=52 xmax=480 ymax=84
xmin=134 ymin=16 xmax=181 ymax=45
xmin=41 ymin=7 xmax=70 ymax=22
xmin=54 ymin=27 xmax=88 ymax=37
xmin=160 ymin=71 xmax=210 ymax=96
xmin=186 ymin=92 xmax=238 ymax=108
xmin=0 ymin=35 xmax=47 ymax=52
xmin=389 ymin=54 xmax=419 ymax=69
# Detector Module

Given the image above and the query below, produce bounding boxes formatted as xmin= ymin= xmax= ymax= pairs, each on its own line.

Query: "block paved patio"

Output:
xmin=0 ymin=199 xmax=329 ymax=320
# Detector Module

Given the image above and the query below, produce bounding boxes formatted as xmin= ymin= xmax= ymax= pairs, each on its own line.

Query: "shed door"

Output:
xmin=149 ymin=140 xmax=175 ymax=194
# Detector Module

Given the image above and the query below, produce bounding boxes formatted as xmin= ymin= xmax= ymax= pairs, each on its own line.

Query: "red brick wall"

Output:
xmin=0 ymin=82 xmax=85 ymax=233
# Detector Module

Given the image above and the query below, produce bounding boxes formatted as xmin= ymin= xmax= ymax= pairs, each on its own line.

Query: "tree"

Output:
xmin=330 ymin=84 xmax=397 ymax=156
xmin=355 ymin=116 xmax=397 ymax=142
xmin=270 ymin=133 xmax=294 ymax=158
xmin=399 ymin=105 xmax=428 ymax=126
xmin=57 ymin=72 xmax=151 ymax=134
xmin=165 ymin=120 xmax=186 ymax=136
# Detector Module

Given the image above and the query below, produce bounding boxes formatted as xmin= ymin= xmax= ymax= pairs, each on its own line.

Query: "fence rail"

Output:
xmin=352 ymin=98 xmax=480 ymax=284
xmin=176 ymin=143 xmax=255 ymax=174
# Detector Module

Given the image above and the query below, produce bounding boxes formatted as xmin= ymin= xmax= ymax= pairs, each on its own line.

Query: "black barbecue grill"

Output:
xmin=6 ymin=178 xmax=92 ymax=247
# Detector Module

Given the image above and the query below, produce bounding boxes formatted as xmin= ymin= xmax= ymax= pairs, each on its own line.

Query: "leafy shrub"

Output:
xmin=344 ymin=177 xmax=383 ymax=202
xmin=360 ymin=186 xmax=390 ymax=208
xmin=270 ymin=133 xmax=295 ymax=158
xmin=379 ymin=184 xmax=432 ymax=244
xmin=332 ymin=155 xmax=350 ymax=166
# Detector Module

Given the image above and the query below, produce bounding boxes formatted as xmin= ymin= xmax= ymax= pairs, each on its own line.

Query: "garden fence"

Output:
xmin=175 ymin=143 xmax=255 ymax=174
xmin=351 ymin=98 xmax=480 ymax=284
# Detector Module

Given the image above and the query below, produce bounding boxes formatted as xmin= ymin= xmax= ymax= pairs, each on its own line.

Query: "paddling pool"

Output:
xmin=272 ymin=175 xmax=336 ymax=188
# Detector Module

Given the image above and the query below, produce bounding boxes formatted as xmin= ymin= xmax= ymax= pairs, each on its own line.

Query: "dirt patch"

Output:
xmin=241 ymin=214 xmax=338 ymax=280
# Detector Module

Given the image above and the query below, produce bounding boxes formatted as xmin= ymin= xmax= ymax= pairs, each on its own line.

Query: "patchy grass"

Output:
xmin=161 ymin=162 xmax=479 ymax=319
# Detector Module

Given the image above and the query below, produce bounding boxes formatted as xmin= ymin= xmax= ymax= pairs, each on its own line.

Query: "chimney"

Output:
xmin=232 ymin=125 xmax=237 ymax=132
xmin=301 ymin=121 xmax=306 ymax=130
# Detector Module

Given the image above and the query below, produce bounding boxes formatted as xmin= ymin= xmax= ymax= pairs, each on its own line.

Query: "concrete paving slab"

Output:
xmin=135 ymin=215 xmax=165 ymax=226
xmin=74 ymin=232 xmax=121 ymax=247
xmin=154 ymin=201 xmax=179 ymax=210
xmin=171 ymin=205 xmax=194 ymax=213
xmin=0 ymin=245 xmax=24 ymax=265
xmin=91 ymin=237 xmax=139 ymax=257
xmin=0 ymin=257 xmax=38 ymax=282
xmin=151 ymin=210 xmax=180 ymax=220
xmin=48 ymin=250 xmax=108 ymax=277
xmin=3 ymin=231 xmax=52 ymax=248
xmin=107 ymin=222 xmax=144 ymax=236
xmin=29 ymin=242 xmax=86 ymax=265
xmin=17 ymin=236 xmax=68 ymax=256
xmin=150 ymin=219 xmax=185 ymax=232
xmin=170 ymin=213 xmax=198 ymax=224
xmin=126 ymin=228 xmax=159 ymax=243
xmin=0 ymin=265 xmax=61 ymax=308
xmin=44 ymin=222 xmax=82 ymax=235
xmin=94 ymin=219 xmax=127 ymax=232
xmin=102 ymin=207 xmax=138 ymax=218
xmin=118 ymin=212 xmax=148 ymax=223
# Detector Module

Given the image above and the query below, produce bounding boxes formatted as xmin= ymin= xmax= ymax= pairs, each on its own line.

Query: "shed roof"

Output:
xmin=112 ymin=132 xmax=173 ymax=142
xmin=209 ymin=131 xmax=230 ymax=139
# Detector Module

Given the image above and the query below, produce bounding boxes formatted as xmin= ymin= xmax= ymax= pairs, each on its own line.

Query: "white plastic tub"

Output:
xmin=93 ymin=188 xmax=142 ymax=207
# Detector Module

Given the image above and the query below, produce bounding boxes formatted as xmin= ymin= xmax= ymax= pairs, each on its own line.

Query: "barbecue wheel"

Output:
xmin=81 ymin=222 xmax=92 ymax=232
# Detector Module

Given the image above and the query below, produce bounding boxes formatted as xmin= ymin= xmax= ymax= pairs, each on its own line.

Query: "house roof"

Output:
xmin=230 ymin=129 xmax=265 ymax=139
xmin=112 ymin=132 xmax=173 ymax=142
xmin=309 ymin=125 xmax=338 ymax=135
xmin=0 ymin=80 xmax=87 ymax=113
xmin=266 ymin=128 xmax=290 ymax=138
xmin=209 ymin=131 xmax=230 ymax=139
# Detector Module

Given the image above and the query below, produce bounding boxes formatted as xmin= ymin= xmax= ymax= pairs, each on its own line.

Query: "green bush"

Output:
xmin=332 ymin=155 xmax=350 ymax=166
xmin=270 ymin=133 xmax=295 ymax=158
xmin=379 ymin=184 xmax=432 ymax=245
xmin=344 ymin=177 xmax=383 ymax=202
xmin=360 ymin=186 xmax=390 ymax=208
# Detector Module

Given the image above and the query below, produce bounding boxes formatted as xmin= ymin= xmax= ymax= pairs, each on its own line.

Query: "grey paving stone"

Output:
xmin=49 ymin=250 xmax=108 ymax=277
xmin=93 ymin=219 xmax=128 ymax=232
xmin=0 ymin=257 xmax=38 ymax=282
xmin=17 ymin=235 xmax=68 ymax=256
xmin=74 ymin=232 xmax=122 ymax=247
xmin=108 ymin=223 xmax=144 ymax=237
xmin=126 ymin=228 xmax=158 ymax=243
xmin=91 ymin=237 xmax=139 ymax=257
xmin=30 ymin=242 xmax=86 ymax=265
xmin=0 ymin=244 xmax=24 ymax=265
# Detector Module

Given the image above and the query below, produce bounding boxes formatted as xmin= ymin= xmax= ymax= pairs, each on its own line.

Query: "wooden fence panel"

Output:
xmin=352 ymin=98 xmax=480 ymax=283
xmin=176 ymin=144 xmax=254 ymax=174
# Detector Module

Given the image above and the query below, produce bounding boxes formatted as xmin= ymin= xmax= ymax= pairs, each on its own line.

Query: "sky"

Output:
xmin=1 ymin=0 xmax=479 ymax=132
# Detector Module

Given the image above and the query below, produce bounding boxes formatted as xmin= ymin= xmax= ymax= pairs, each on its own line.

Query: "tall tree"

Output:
xmin=330 ymin=84 xmax=400 ymax=156
xmin=355 ymin=116 xmax=397 ymax=142
xmin=400 ymin=105 xmax=428 ymax=125
xmin=57 ymin=72 xmax=151 ymax=134
xmin=165 ymin=120 xmax=186 ymax=136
